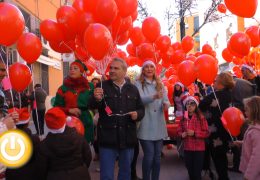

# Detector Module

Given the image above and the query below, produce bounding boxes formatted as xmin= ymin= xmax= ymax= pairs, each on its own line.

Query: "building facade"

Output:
xmin=1 ymin=0 xmax=73 ymax=96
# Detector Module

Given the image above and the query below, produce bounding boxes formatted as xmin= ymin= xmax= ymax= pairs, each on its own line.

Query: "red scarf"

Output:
xmin=64 ymin=76 xmax=90 ymax=92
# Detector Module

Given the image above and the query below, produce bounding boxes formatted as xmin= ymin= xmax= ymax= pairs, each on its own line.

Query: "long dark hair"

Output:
xmin=173 ymin=85 xmax=183 ymax=97
xmin=185 ymin=102 xmax=202 ymax=121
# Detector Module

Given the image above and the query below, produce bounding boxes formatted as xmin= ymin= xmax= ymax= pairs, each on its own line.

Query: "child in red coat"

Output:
xmin=177 ymin=96 xmax=209 ymax=180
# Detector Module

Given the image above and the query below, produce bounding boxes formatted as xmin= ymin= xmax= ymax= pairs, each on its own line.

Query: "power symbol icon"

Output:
xmin=0 ymin=130 xmax=32 ymax=168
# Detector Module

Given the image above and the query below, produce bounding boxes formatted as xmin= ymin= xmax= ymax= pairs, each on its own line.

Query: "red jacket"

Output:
xmin=177 ymin=111 xmax=209 ymax=151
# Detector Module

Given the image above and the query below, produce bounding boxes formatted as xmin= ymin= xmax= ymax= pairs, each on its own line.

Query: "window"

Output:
xmin=63 ymin=62 xmax=69 ymax=78
xmin=41 ymin=64 xmax=49 ymax=94
xmin=194 ymin=16 xmax=199 ymax=32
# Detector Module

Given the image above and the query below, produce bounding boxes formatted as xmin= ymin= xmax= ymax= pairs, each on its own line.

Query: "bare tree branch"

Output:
xmin=137 ymin=1 xmax=150 ymax=22
xmin=191 ymin=0 xmax=224 ymax=36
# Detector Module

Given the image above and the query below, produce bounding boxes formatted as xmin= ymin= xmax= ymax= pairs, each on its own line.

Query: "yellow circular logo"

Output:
xmin=0 ymin=129 xmax=33 ymax=168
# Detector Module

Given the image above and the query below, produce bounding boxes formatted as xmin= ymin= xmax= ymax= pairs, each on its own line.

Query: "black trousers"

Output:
xmin=231 ymin=146 xmax=241 ymax=170
xmin=32 ymin=109 xmax=45 ymax=135
xmin=131 ymin=142 xmax=139 ymax=179
xmin=210 ymin=144 xmax=230 ymax=180
xmin=184 ymin=151 xmax=205 ymax=180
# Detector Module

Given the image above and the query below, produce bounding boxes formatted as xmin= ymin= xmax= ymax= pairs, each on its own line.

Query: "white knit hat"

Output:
xmin=241 ymin=64 xmax=256 ymax=74
xmin=142 ymin=60 xmax=155 ymax=68
xmin=174 ymin=82 xmax=184 ymax=88
xmin=183 ymin=96 xmax=199 ymax=106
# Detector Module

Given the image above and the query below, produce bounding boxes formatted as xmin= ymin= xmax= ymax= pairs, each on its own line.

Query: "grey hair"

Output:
xmin=112 ymin=57 xmax=128 ymax=70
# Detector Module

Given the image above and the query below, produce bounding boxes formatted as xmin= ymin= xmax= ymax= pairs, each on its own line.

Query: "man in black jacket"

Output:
xmin=90 ymin=58 xmax=145 ymax=180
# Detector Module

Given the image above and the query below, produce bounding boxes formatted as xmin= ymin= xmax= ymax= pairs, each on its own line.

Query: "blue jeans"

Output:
xmin=140 ymin=139 xmax=163 ymax=180
xmin=100 ymin=147 xmax=134 ymax=180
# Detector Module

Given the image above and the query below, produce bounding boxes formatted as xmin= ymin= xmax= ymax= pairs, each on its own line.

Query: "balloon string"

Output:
xmin=112 ymin=19 xmax=123 ymax=44
xmin=5 ymin=47 xmax=15 ymax=108
xmin=60 ymin=41 xmax=74 ymax=52
xmin=211 ymin=85 xmax=222 ymax=113
xmin=211 ymin=85 xmax=234 ymax=142
xmin=18 ymin=92 xmax=21 ymax=109
xmin=31 ymin=64 xmax=41 ymax=135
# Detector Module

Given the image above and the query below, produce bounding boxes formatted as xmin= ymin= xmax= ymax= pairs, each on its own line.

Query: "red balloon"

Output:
xmin=142 ymin=17 xmax=161 ymax=42
xmin=49 ymin=41 xmax=73 ymax=53
xmin=116 ymin=30 xmax=130 ymax=45
xmin=9 ymin=63 xmax=32 ymax=92
xmin=168 ymin=75 xmax=178 ymax=85
xmin=178 ymin=60 xmax=197 ymax=87
xmin=221 ymin=107 xmax=244 ymax=136
xmin=84 ymin=23 xmax=113 ymax=60
xmin=57 ymin=6 xmax=79 ymax=41
xmin=217 ymin=3 xmax=227 ymax=13
xmin=77 ymin=12 xmax=94 ymax=37
xmin=129 ymin=27 xmax=146 ymax=46
xmin=172 ymin=50 xmax=186 ymax=64
xmin=161 ymin=47 xmax=174 ymax=68
xmin=0 ymin=2 xmax=25 ymax=46
xmin=156 ymin=64 xmax=163 ymax=75
xmin=186 ymin=54 xmax=197 ymax=62
xmin=195 ymin=55 xmax=218 ymax=85
xmin=126 ymin=43 xmax=136 ymax=56
xmin=181 ymin=36 xmax=194 ymax=53
xmin=74 ymin=45 xmax=89 ymax=61
xmin=136 ymin=43 xmax=155 ymax=60
xmin=126 ymin=56 xmax=139 ymax=66
xmin=94 ymin=0 xmax=118 ymax=26
xmin=202 ymin=44 xmax=213 ymax=55
xmin=66 ymin=116 xmax=85 ymax=136
xmin=165 ymin=67 xmax=176 ymax=78
xmin=245 ymin=26 xmax=260 ymax=47
xmin=222 ymin=48 xmax=234 ymax=62
xmin=194 ymin=51 xmax=202 ymax=57
xmin=232 ymin=57 xmax=243 ymax=65
xmin=224 ymin=0 xmax=257 ymax=18
xmin=228 ymin=32 xmax=251 ymax=58
xmin=171 ymin=42 xmax=182 ymax=51
xmin=167 ymin=83 xmax=174 ymax=104
xmin=17 ymin=33 xmax=42 ymax=64
xmin=115 ymin=0 xmax=138 ymax=17
xmin=131 ymin=10 xmax=138 ymax=22
xmin=155 ymin=35 xmax=171 ymax=52
xmin=40 ymin=19 xmax=64 ymax=42
xmin=72 ymin=0 xmax=97 ymax=13
xmin=112 ymin=15 xmax=132 ymax=38
xmin=84 ymin=62 xmax=95 ymax=75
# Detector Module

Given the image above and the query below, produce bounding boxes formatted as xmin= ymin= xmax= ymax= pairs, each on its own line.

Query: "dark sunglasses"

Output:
xmin=0 ymin=68 xmax=6 ymax=72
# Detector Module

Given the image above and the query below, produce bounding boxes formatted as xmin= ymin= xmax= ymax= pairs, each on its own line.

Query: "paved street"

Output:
xmin=29 ymin=121 xmax=243 ymax=180
xmin=88 ymin=145 xmax=243 ymax=180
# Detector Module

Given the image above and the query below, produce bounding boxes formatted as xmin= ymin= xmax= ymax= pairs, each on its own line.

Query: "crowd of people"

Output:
xmin=0 ymin=57 xmax=259 ymax=180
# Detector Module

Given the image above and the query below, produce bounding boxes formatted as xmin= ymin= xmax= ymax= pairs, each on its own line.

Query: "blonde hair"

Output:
xmin=138 ymin=71 xmax=163 ymax=92
xmin=243 ymin=96 xmax=260 ymax=124
xmin=217 ymin=72 xmax=235 ymax=90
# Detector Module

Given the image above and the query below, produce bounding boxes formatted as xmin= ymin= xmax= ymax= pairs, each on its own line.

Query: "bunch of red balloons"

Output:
xmin=40 ymin=0 xmax=138 ymax=65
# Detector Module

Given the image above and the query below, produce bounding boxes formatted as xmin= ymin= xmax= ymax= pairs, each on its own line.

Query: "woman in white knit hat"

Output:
xmin=134 ymin=60 xmax=170 ymax=180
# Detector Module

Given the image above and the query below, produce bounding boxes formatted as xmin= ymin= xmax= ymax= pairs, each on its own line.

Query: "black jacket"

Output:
xmin=89 ymin=80 xmax=145 ymax=149
xmin=199 ymin=88 xmax=232 ymax=148
xmin=5 ymin=128 xmax=40 ymax=180
xmin=35 ymin=127 xmax=91 ymax=180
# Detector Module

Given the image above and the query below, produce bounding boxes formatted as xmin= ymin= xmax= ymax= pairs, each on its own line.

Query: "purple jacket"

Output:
xmin=240 ymin=124 xmax=260 ymax=180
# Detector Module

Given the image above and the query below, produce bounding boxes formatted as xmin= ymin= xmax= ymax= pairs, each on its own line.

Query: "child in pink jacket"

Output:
xmin=240 ymin=96 xmax=260 ymax=180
